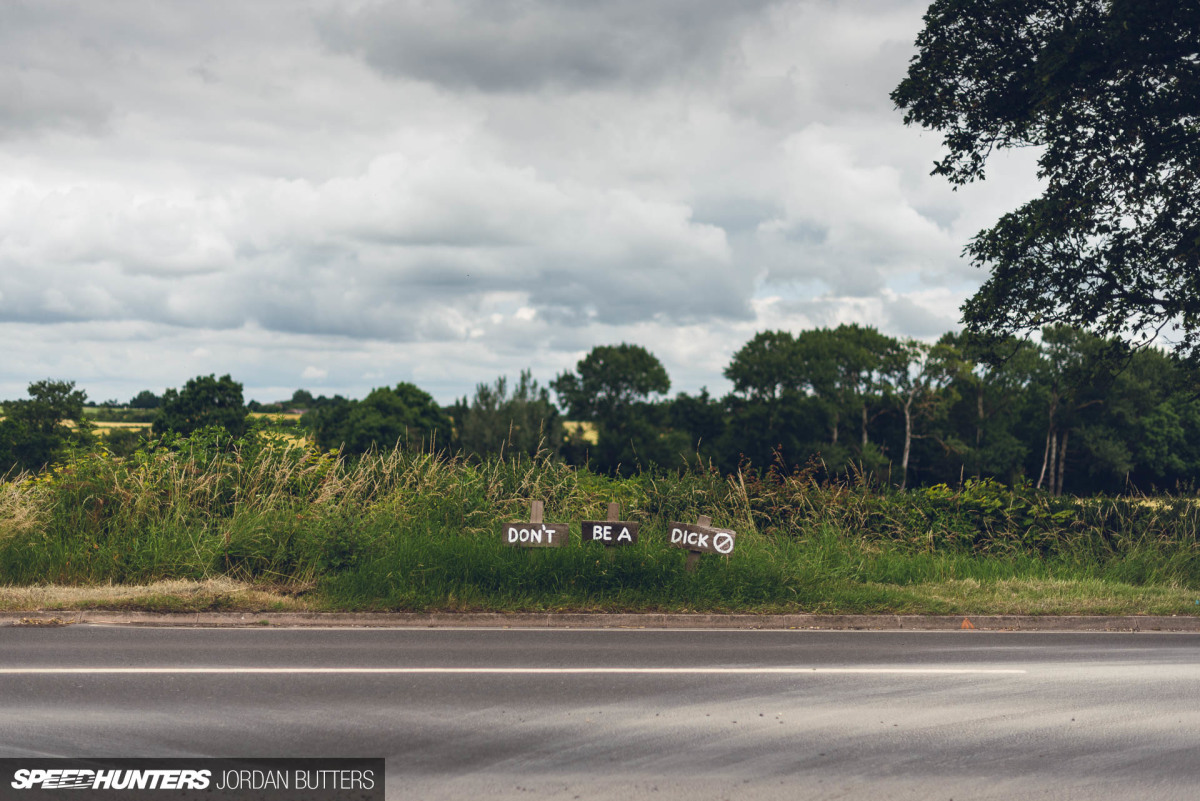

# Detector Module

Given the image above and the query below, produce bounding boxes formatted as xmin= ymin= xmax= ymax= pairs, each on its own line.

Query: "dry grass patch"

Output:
xmin=0 ymin=578 xmax=315 ymax=613
xmin=0 ymin=478 xmax=40 ymax=543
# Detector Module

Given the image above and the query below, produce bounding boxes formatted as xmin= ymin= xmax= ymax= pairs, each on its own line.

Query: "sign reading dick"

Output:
xmin=582 ymin=502 xmax=639 ymax=547
xmin=503 ymin=500 xmax=569 ymax=548
xmin=668 ymin=520 xmax=736 ymax=556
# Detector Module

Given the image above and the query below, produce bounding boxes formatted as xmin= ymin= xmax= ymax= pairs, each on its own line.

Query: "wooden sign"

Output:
xmin=503 ymin=500 xmax=569 ymax=548
xmin=581 ymin=503 xmax=639 ymax=547
xmin=668 ymin=515 xmax=736 ymax=571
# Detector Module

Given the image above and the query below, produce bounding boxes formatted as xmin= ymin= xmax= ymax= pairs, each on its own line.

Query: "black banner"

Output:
xmin=0 ymin=759 xmax=382 ymax=801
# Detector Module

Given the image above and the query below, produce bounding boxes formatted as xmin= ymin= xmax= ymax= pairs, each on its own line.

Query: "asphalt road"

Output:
xmin=2 ymin=626 xmax=1199 ymax=800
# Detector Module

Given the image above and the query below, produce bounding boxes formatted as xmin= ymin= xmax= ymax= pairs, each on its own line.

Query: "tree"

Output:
xmin=552 ymin=344 xmax=670 ymax=422
xmin=944 ymin=332 xmax=1041 ymax=483
xmin=722 ymin=331 xmax=825 ymax=471
xmin=893 ymin=2 xmax=1200 ymax=366
xmin=0 ymin=380 xmax=94 ymax=473
xmin=153 ymin=374 xmax=250 ymax=438
xmin=552 ymin=344 xmax=671 ymax=474
xmin=880 ymin=338 xmax=970 ymax=490
xmin=668 ymin=388 xmax=726 ymax=456
xmin=128 ymin=390 xmax=161 ymax=409
xmin=311 ymin=382 xmax=451 ymax=455
xmin=724 ymin=331 xmax=803 ymax=403
xmin=453 ymin=370 xmax=562 ymax=460
xmin=289 ymin=389 xmax=315 ymax=410
xmin=796 ymin=324 xmax=906 ymax=451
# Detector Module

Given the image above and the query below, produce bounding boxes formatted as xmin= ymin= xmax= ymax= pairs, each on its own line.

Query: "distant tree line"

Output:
xmin=4 ymin=325 xmax=1200 ymax=494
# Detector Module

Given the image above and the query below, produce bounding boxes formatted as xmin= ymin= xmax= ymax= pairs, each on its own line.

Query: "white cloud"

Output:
xmin=0 ymin=0 xmax=1046 ymax=404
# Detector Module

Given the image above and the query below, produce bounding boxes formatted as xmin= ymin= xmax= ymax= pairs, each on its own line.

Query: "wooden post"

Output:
xmin=685 ymin=515 xmax=711 ymax=573
xmin=530 ymin=500 xmax=544 ymax=525
xmin=604 ymin=503 xmax=619 ymax=561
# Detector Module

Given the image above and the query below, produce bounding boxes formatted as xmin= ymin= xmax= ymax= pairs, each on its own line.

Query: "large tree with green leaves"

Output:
xmin=893 ymin=1 xmax=1200 ymax=366
xmin=311 ymin=383 xmax=451 ymax=455
xmin=552 ymin=344 xmax=671 ymax=474
xmin=879 ymin=338 xmax=971 ymax=490
xmin=722 ymin=331 xmax=825 ymax=471
xmin=0 ymin=380 xmax=94 ymax=473
xmin=154 ymin=374 xmax=250 ymax=438
xmin=552 ymin=344 xmax=670 ymax=423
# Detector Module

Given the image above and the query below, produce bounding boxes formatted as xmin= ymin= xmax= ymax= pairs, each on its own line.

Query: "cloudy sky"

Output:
xmin=1 ymin=0 xmax=1044 ymax=405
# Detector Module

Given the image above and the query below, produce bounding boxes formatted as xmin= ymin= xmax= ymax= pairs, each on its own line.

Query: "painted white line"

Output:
xmin=0 ymin=667 xmax=1026 ymax=675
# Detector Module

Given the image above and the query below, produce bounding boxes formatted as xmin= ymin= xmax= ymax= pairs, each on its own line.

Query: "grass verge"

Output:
xmin=1 ymin=433 xmax=1198 ymax=615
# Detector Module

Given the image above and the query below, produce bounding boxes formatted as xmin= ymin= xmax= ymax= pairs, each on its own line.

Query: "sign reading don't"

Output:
xmin=503 ymin=500 xmax=569 ymax=548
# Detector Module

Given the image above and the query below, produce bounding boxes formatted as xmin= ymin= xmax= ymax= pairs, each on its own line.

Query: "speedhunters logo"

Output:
xmin=1 ymin=759 xmax=382 ymax=800
xmin=11 ymin=769 xmax=210 ymax=790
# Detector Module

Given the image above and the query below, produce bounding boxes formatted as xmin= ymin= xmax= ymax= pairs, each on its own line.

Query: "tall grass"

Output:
xmin=1 ymin=431 xmax=1199 ymax=613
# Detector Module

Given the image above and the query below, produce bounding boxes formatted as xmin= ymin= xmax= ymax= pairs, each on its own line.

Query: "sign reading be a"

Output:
xmin=581 ymin=521 xmax=639 ymax=545
xmin=581 ymin=502 xmax=639 ymax=546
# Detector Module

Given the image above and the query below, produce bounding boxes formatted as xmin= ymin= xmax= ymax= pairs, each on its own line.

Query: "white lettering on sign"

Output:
xmin=507 ymin=525 xmax=559 ymax=545
xmin=590 ymin=524 xmax=634 ymax=542
xmin=669 ymin=522 xmax=736 ymax=556
xmin=670 ymin=527 xmax=710 ymax=549
xmin=582 ymin=521 xmax=639 ymax=545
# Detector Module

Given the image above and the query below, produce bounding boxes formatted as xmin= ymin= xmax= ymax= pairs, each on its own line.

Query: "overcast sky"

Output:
xmin=1 ymin=0 xmax=1044 ymax=405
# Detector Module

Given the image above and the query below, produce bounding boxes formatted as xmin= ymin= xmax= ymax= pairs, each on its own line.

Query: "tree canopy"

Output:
xmin=153 ymin=374 xmax=249 ymax=438
xmin=311 ymin=382 xmax=451 ymax=454
xmin=551 ymin=344 xmax=670 ymax=422
xmin=452 ymin=370 xmax=562 ymax=460
xmin=0 ymin=380 xmax=94 ymax=473
xmin=893 ymin=1 xmax=1200 ymax=366
xmin=128 ymin=390 xmax=161 ymax=409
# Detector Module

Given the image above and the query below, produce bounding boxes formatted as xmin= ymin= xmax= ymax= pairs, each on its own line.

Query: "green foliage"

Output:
xmin=310 ymin=382 xmax=451 ymax=455
xmin=666 ymin=388 xmax=726 ymax=463
xmin=453 ymin=370 xmax=562 ymax=460
xmin=552 ymin=343 xmax=670 ymax=422
xmin=552 ymin=344 xmax=671 ymax=475
xmin=289 ymin=389 xmax=315 ymax=409
xmin=893 ymin=0 xmax=1200 ymax=365
xmin=101 ymin=427 xmax=150 ymax=459
xmin=724 ymin=330 xmax=802 ymax=402
xmin=0 ymin=380 xmax=94 ymax=474
xmin=3 ymin=435 xmax=1200 ymax=613
xmin=86 ymin=407 xmax=158 ymax=423
xmin=128 ymin=390 xmax=161 ymax=409
xmin=153 ymin=374 xmax=249 ymax=438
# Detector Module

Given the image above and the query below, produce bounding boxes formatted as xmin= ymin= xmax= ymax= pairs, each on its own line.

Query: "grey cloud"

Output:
xmin=318 ymin=0 xmax=776 ymax=93
xmin=530 ymin=261 xmax=753 ymax=328
xmin=0 ymin=68 xmax=110 ymax=137
xmin=0 ymin=0 xmax=1042 ymax=405
xmin=0 ymin=1 xmax=322 ymax=140
xmin=882 ymin=293 xmax=959 ymax=339
xmin=690 ymin=197 xmax=782 ymax=236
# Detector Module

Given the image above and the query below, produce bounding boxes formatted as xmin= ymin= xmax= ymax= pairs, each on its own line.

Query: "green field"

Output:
xmin=1 ymin=432 xmax=1198 ymax=615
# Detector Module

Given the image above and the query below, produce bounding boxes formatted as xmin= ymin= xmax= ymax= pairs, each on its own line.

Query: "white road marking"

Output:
xmin=0 ymin=667 xmax=1026 ymax=675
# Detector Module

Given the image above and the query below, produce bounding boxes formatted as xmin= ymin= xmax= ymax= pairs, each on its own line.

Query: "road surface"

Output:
xmin=1 ymin=625 xmax=1198 ymax=800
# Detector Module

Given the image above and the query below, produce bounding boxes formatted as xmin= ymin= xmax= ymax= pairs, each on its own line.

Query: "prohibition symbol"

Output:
xmin=712 ymin=532 xmax=735 ymax=554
